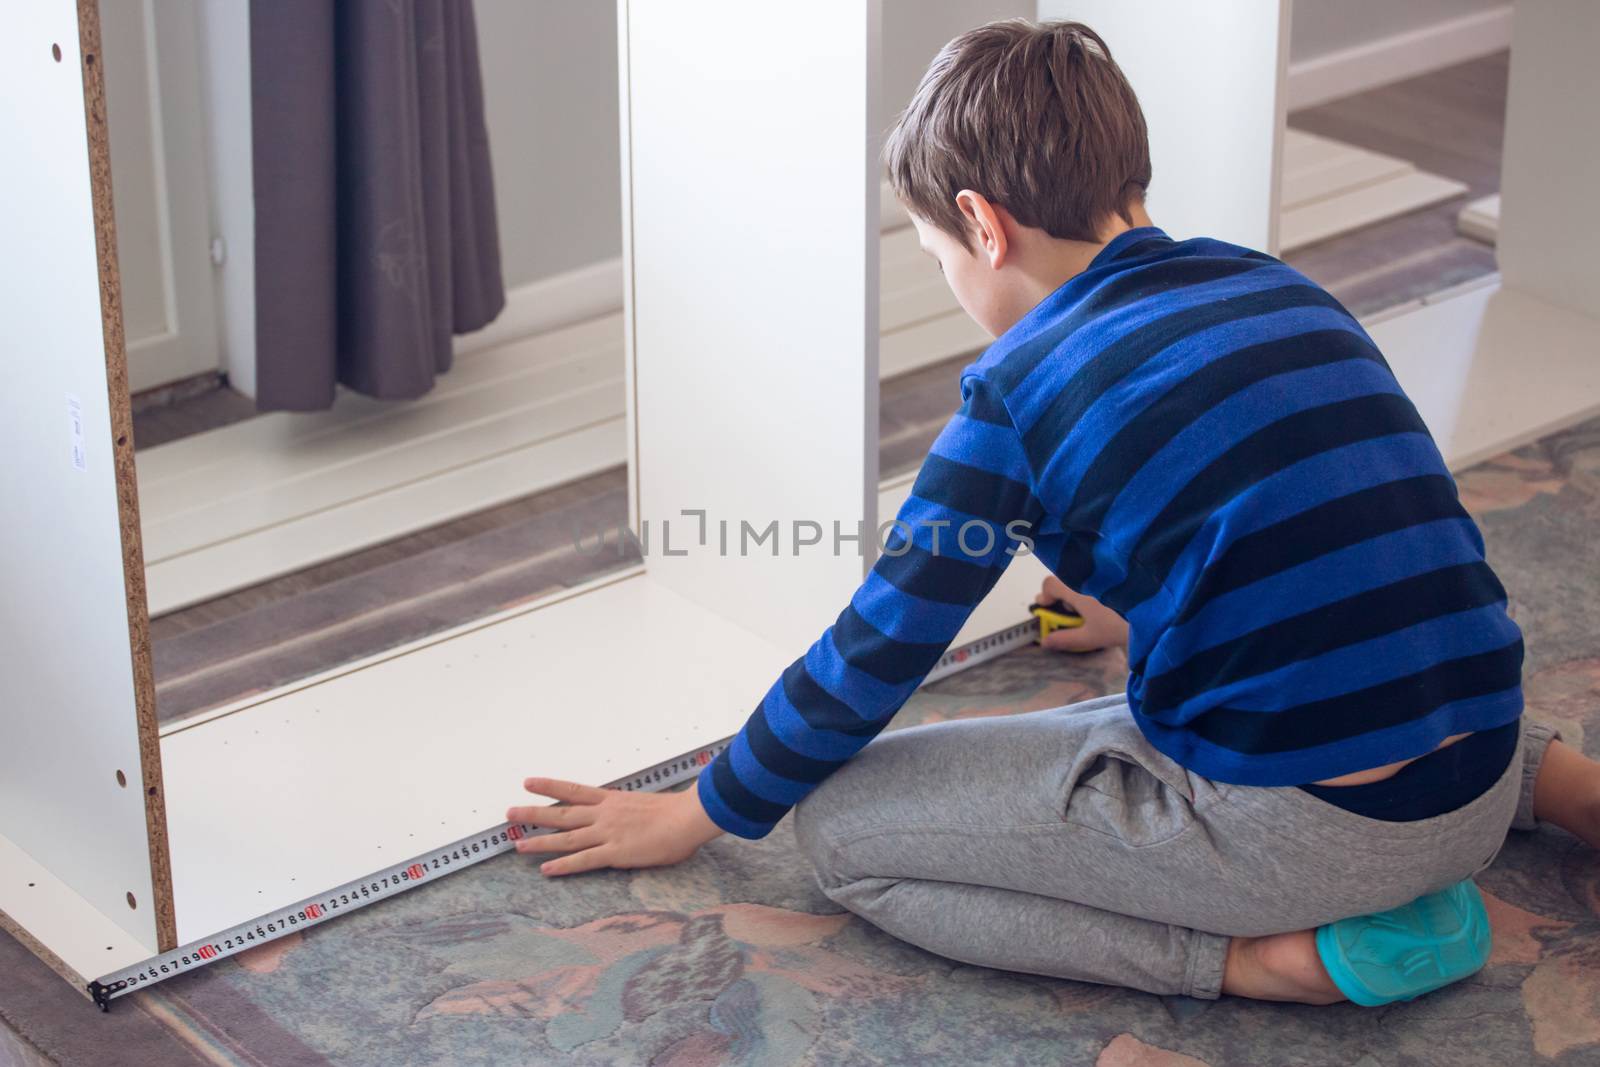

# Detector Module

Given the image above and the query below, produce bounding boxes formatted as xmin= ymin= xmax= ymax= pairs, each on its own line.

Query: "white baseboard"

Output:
xmin=1457 ymin=193 xmax=1502 ymax=244
xmin=453 ymin=257 xmax=625 ymax=359
xmin=1286 ymin=6 xmax=1513 ymax=112
xmin=126 ymin=329 xmax=224 ymax=394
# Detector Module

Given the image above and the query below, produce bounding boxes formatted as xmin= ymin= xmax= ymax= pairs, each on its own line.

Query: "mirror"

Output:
xmin=111 ymin=1 xmax=638 ymax=726
xmin=106 ymin=0 xmax=1031 ymax=727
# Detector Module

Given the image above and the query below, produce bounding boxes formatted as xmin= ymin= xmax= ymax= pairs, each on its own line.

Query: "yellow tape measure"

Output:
xmin=1029 ymin=599 xmax=1085 ymax=641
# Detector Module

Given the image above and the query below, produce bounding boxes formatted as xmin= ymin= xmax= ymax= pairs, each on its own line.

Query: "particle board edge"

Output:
xmin=75 ymin=0 xmax=175 ymax=953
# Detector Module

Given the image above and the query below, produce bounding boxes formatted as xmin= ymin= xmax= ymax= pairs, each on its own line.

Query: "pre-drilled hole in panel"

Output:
xmin=115 ymin=769 xmax=126 ymax=787
xmin=126 ymin=892 xmax=136 ymax=909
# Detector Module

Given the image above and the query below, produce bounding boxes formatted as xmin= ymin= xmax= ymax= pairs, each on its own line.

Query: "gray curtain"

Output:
xmin=251 ymin=0 xmax=506 ymax=412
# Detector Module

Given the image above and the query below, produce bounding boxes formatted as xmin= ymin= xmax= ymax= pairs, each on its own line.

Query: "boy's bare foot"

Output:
xmin=1214 ymin=733 xmax=1600 ymax=1007
xmin=1221 ymin=930 xmax=1346 ymax=1004
xmin=1532 ymin=739 xmax=1600 ymax=850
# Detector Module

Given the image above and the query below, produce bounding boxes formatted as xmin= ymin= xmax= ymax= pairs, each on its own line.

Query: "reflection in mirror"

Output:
xmin=113 ymin=0 xmax=635 ymax=726
xmin=110 ymin=0 xmax=1029 ymax=727
xmin=875 ymin=1 xmax=1032 ymax=483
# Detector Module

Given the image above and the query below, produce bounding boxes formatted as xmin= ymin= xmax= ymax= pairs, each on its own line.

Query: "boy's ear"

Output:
xmin=954 ymin=189 xmax=1008 ymax=269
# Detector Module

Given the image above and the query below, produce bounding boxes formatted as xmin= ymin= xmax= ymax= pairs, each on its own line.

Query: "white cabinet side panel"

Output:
xmin=1495 ymin=0 xmax=1600 ymax=319
xmin=1036 ymin=0 xmax=1289 ymax=252
xmin=623 ymin=0 xmax=882 ymax=653
xmin=1369 ymin=283 xmax=1600 ymax=473
xmin=158 ymin=574 xmax=788 ymax=943
xmin=0 ymin=3 xmax=158 ymax=951
xmin=0 ymin=833 xmax=152 ymax=988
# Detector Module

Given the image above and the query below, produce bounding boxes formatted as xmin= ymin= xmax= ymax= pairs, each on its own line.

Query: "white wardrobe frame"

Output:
xmin=3 ymin=0 xmax=894 ymax=996
xmin=6 ymin=0 xmax=1600 ymax=1002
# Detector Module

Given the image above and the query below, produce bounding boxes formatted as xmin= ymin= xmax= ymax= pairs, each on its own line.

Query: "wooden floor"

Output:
xmin=140 ymin=52 xmax=1510 ymax=725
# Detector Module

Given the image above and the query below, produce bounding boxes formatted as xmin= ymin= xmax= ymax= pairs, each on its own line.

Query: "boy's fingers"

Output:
xmin=539 ymin=844 xmax=615 ymax=877
xmin=506 ymin=803 xmax=595 ymax=827
xmin=523 ymin=777 xmax=609 ymax=804
xmin=514 ymin=827 xmax=600 ymax=854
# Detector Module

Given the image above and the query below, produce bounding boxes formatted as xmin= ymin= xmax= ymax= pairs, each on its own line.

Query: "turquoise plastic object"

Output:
xmin=1314 ymin=879 xmax=1492 ymax=1007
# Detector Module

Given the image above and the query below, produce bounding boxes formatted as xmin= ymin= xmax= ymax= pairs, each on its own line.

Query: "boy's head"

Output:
xmin=884 ymin=19 xmax=1151 ymax=336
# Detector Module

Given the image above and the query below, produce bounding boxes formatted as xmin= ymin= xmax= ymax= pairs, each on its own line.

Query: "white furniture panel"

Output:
xmin=622 ymin=0 xmax=883 ymax=652
xmin=1036 ymin=0 xmax=1290 ymax=252
xmin=0 ymin=3 xmax=161 ymax=957
xmin=158 ymin=572 xmax=789 ymax=942
xmin=1368 ymin=2 xmax=1600 ymax=480
xmin=1372 ymin=280 xmax=1600 ymax=473
xmin=1495 ymin=0 xmax=1600 ymax=320
xmin=0 ymin=836 xmax=154 ymax=983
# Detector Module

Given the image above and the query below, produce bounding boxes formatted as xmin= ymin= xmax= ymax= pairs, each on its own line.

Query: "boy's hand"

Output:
xmin=1035 ymin=576 xmax=1129 ymax=652
xmin=506 ymin=776 xmax=725 ymax=877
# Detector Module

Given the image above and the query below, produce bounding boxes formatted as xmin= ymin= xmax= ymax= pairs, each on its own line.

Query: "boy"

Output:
xmin=509 ymin=19 xmax=1600 ymax=1005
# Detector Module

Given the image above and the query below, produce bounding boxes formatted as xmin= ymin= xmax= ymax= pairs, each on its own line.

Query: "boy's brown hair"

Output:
xmin=883 ymin=19 xmax=1151 ymax=251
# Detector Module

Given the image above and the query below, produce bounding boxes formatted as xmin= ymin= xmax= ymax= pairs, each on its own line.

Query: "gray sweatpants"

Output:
xmin=790 ymin=693 xmax=1556 ymax=999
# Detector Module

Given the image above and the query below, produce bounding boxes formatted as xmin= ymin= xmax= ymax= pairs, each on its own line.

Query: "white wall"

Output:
xmin=1036 ymin=0 xmax=1287 ymax=251
xmin=475 ymin=0 xmax=1028 ymax=295
xmin=474 ymin=1 xmax=623 ymax=291
xmin=101 ymin=0 xmax=223 ymax=393
xmin=880 ymin=0 xmax=1030 ymax=134
xmin=195 ymin=0 xmax=255 ymax=396
xmin=1286 ymin=0 xmax=1512 ymax=109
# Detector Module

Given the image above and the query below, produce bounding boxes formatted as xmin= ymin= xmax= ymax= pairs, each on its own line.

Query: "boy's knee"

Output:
xmin=791 ymin=790 xmax=828 ymax=864
xmin=792 ymin=785 xmax=851 ymax=884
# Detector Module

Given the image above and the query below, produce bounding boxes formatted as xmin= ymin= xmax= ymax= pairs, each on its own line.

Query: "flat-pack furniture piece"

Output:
xmin=1 ymin=0 xmax=888 ymax=999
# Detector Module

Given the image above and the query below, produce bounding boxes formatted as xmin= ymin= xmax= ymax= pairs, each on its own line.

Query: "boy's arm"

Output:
xmin=695 ymin=374 xmax=1040 ymax=839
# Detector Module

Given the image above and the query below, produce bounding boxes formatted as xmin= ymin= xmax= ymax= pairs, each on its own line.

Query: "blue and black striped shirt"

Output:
xmin=696 ymin=225 xmax=1525 ymax=840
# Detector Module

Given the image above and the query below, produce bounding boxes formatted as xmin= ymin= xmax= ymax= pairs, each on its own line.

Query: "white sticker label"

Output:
xmin=66 ymin=393 xmax=86 ymax=472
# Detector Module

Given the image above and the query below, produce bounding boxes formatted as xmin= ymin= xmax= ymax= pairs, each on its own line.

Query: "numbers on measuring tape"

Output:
xmin=90 ymin=679 xmax=975 ymax=1010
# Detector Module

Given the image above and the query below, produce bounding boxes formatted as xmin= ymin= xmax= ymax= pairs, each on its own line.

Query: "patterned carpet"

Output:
xmin=5 ymin=415 xmax=1600 ymax=1067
